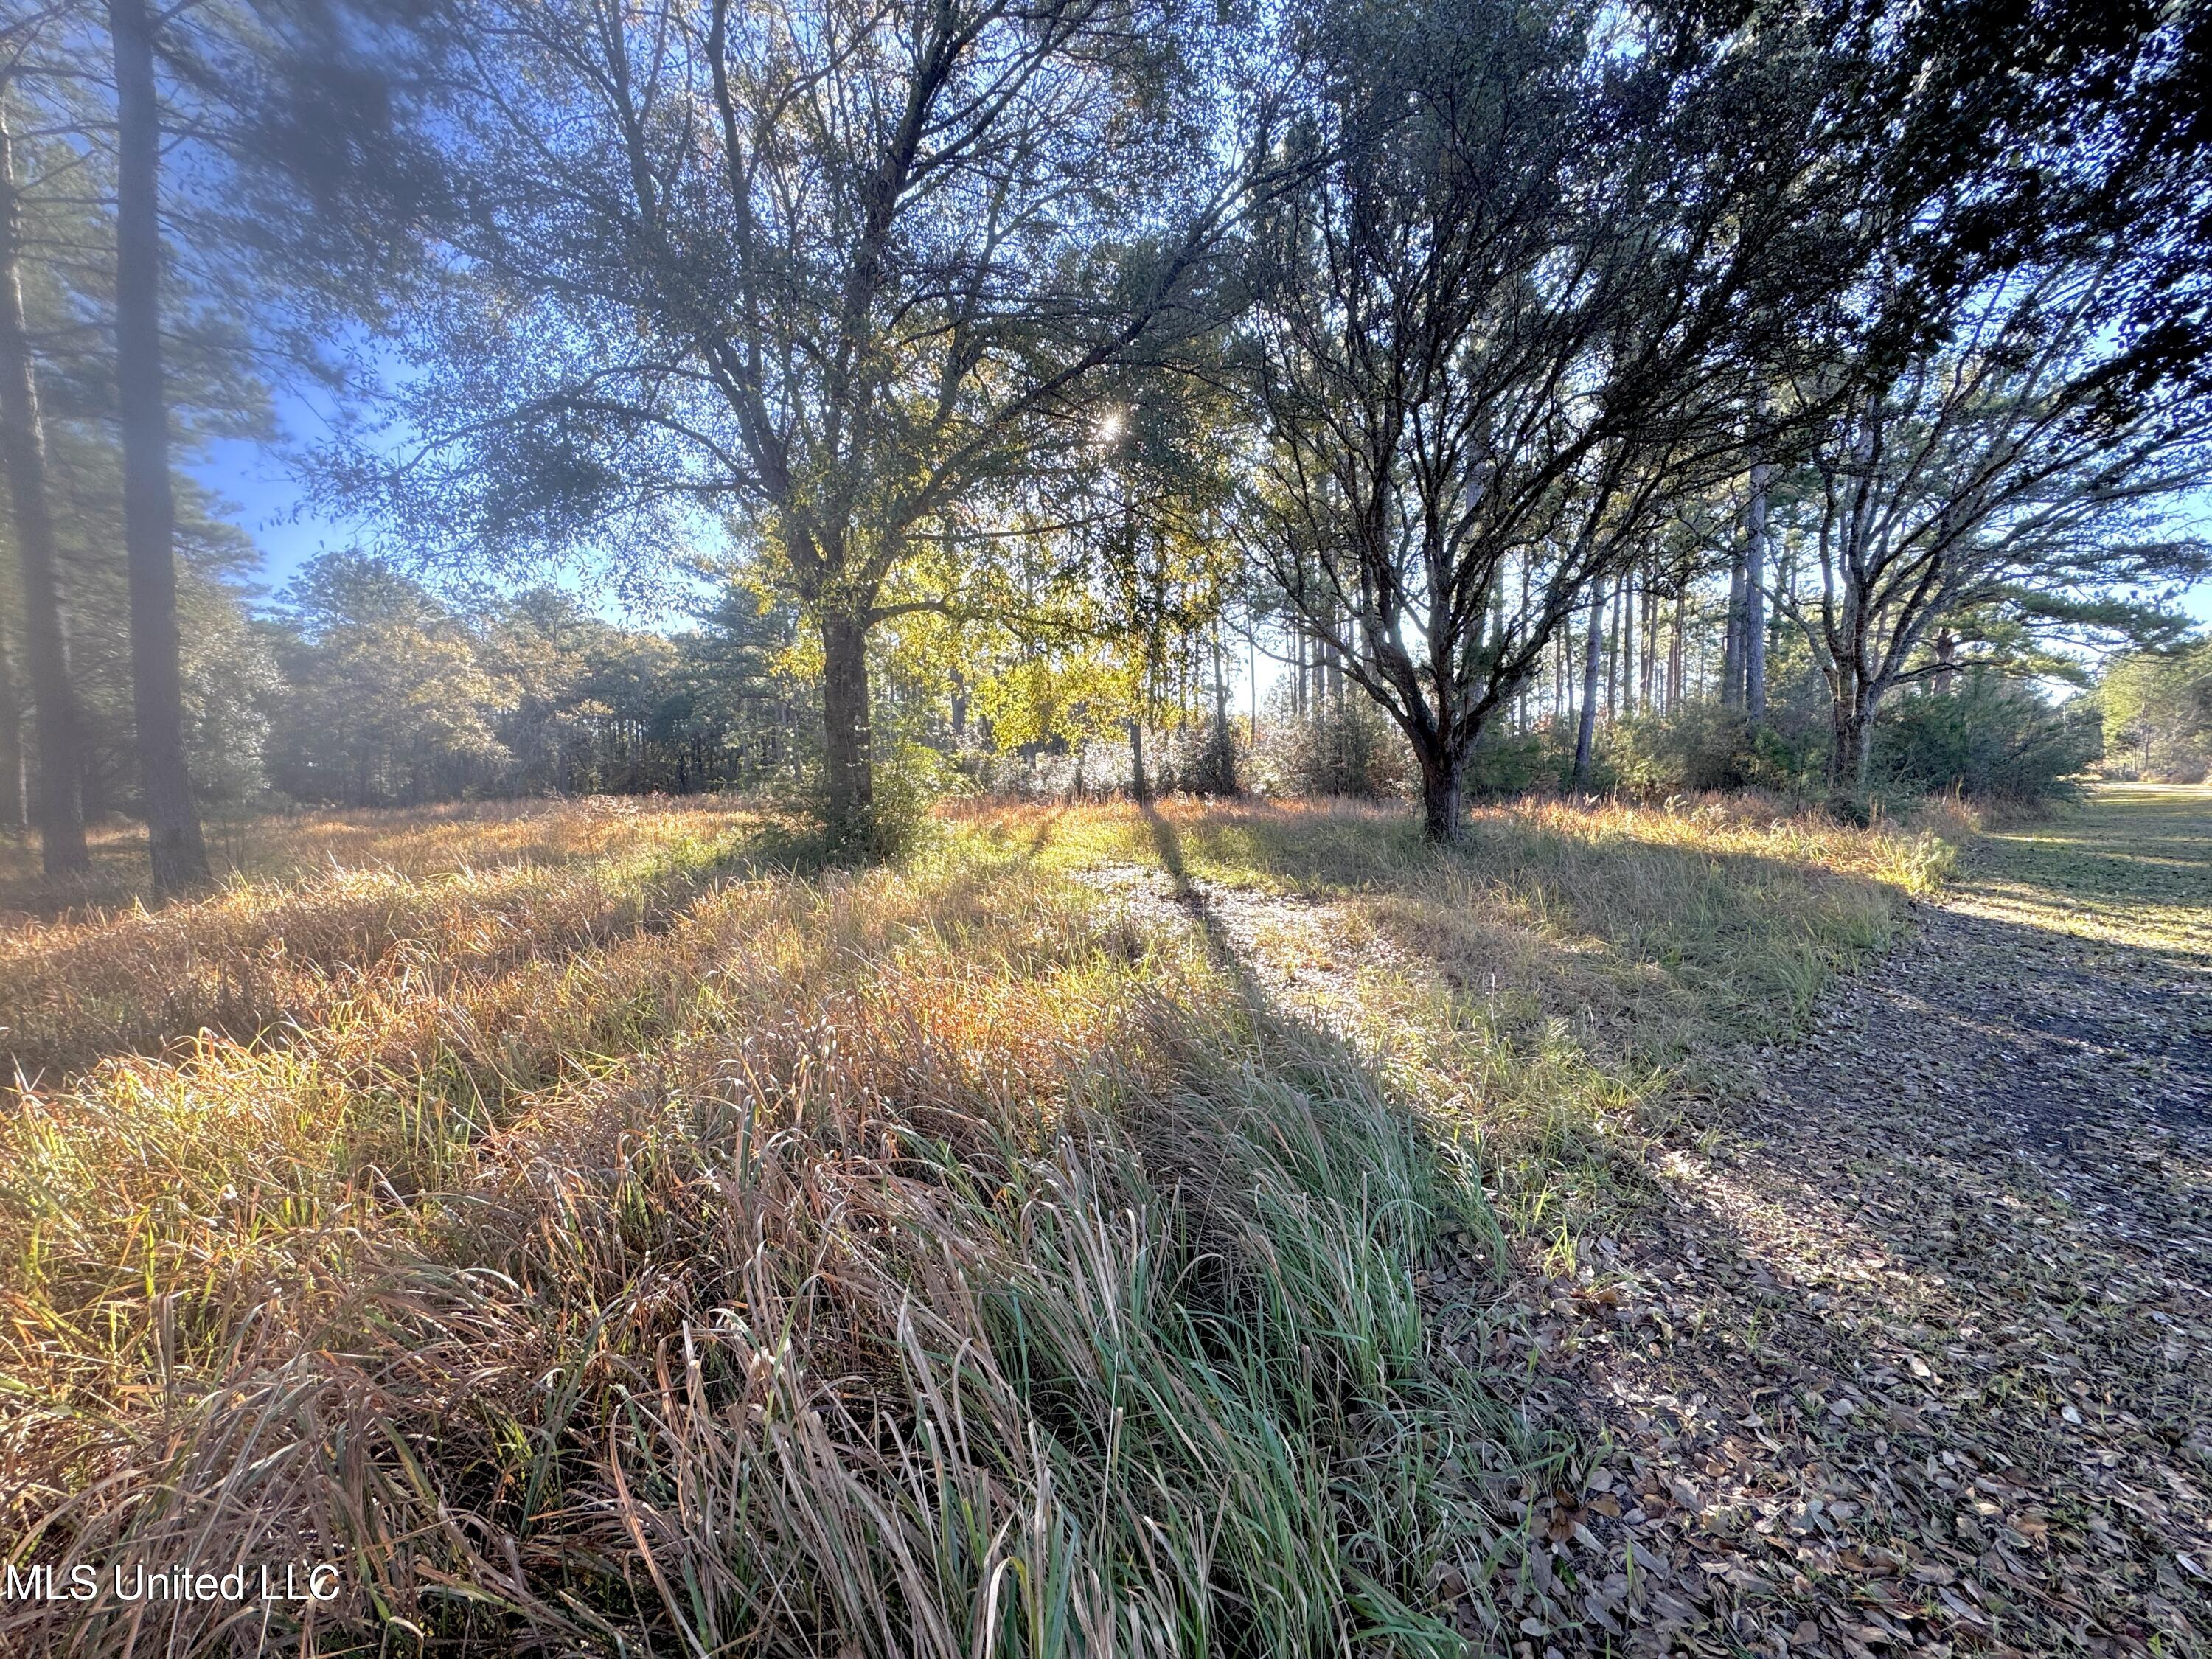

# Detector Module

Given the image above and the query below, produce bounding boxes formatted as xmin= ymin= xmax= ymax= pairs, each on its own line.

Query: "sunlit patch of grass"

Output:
xmin=953 ymin=791 xmax=1951 ymax=1237
xmin=0 ymin=800 xmax=795 ymax=1083
xmin=0 ymin=795 xmax=804 ymax=929
xmin=1 ymin=799 xmax=1548 ymax=1657
xmin=0 ymin=790 xmax=1965 ymax=1655
xmin=1957 ymin=782 xmax=2210 ymax=958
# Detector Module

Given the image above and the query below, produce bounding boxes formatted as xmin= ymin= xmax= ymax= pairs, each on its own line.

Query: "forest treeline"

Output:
xmin=2 ymin=0 xmax=2210 ymax=877
xmin=0 ymin=518 xmax=2150 ymax=827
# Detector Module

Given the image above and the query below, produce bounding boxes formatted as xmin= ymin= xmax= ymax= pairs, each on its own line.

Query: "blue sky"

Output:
xmin=189 ymin=389 xmax=699 ymax=625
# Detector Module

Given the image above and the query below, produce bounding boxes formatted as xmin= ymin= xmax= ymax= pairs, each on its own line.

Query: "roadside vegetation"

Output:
xmin=0 ymin=790 xmax=1954 ymax=1654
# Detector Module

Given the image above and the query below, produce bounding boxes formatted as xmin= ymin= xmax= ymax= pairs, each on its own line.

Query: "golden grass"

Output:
xmin=0 ymin=799 xmax=790 ymax=1084
xmin=0 ymin=795 xmax=783 ymax=925
xmin=0 ymin=791 xmax=1960 ymax=1655
xmin=953 ymin=792 xmax=1950 ymax=1228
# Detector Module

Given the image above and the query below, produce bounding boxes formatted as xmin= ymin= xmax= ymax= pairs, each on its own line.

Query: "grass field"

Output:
xmin=0 ymin=793 xmax=1958 ymax=1655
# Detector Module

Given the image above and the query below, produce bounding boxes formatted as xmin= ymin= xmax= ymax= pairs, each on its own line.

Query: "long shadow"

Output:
xmin=1025 ymin=804 xmax=1068 ymax=860
xmin=1135 ymin=799 xmax=1248 ymax=982
xmin=1116 ymin=787 xmax=2212 ymax=1206
xmin=1127 ymin=797 xmax=1907 ymax=1059
xmin=1074 ymin=790 xmax=2211 ymax=1651
xmin=1548 ymin=869 xmax=2212 ymax=1652
xmin=0 ymin=815 xmax=821 ymax=1088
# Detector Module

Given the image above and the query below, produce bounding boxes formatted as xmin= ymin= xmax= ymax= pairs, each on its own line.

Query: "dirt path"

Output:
xmin=1534 ymin=787 xmax=2212 ymax=1659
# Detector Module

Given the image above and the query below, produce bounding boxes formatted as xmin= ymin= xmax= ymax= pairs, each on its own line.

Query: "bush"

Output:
xmin=1607 ymin=704 xmax=1820 ymax=798
xmin=1463 ymin=724 xmax=1564 ymax=796
xmin=783 ymin=733 xmax=954 ymax=862
xmin=1872 ymin=674 xmax=2096 ymax=804
xmin=1251 ymin=692 xmax=1413 ymax=799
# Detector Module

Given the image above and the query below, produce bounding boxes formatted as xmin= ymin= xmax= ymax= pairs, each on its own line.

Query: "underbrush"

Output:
xmin=1 ymin=792 xmax=1957 ymax=1654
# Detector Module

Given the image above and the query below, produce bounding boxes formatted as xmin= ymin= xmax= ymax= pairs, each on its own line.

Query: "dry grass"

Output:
xmin=0 ymin=792 xmax=1958 ymax=1655
xmin=0 ymin=797 xmax=789 ymax=925
xmin=956 ymin=793 xmax=1952 ymax=1234
xmin=0 ymin=798 xmax=797 ymax=1085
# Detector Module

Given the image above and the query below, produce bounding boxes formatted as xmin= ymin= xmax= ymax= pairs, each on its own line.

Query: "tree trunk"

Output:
xmin=1933 ymin=629 xmax=1957 ymax=695
xmin=1324 ymin=602 xmax=1343 ymax=709
xmin=1572 ymin=578 xmax=1606 ymax=788
xmin=1640 ymin=577 xmax=1656 ymax=711
xmin=111 ymin=0 xmax=209 ymax=895
xmin=1721 ymin=543 xmax=1746 ymax=708
xmin=0 ymin=93 xmax=88 ymax=873
xmin=1745 ymin=459 xmax=1769 ymax=721
xmin=819 ymin=609 xmax=874 ymax=846
xmin=1417 ymin=743 xmax=1463 ymax=843
xmin=1127 ymin=717 xmax=1147 ymax=800
xmin=1245 ymin=623 xmax=1259 ymax=743
xmin=1826 ymin=677 xmax=1882 ymax=816
xmin=1620 ymin=568 xmax=1635 ymax=717
xmin=1210 ymin=630 xmax=1234 ymax=795
xmin=1853 ymin=703 xmax=1879 ymax=802
xmin=0 ymin=629 xmax=22 ymax=830
xmin=1517 ymin=557 xmax=1532 ymax=731
xmin=1669 ymin=590 xmax=1686 ymax=713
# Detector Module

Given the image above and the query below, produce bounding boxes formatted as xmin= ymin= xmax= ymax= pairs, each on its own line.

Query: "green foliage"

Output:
xmin=1607 ymin=706 xmax=1820 ymax=798
xmin=1871 ymin=674 xmax=2098 ymax=804
xmin=1461 ymin=726 xmax=1562 ymax=797
xmin=1178 ymin=714 xmax=1242 ymax=796
xmin=269 ymin=552 xmax=510 ymax=804
xmin=1253 ymin=692 xmax=1412 ymax=799
xmin=261 ymin=557 xmax=810 ymax=807
xmin=2097 ymin=641 xmax=2212 ymax=782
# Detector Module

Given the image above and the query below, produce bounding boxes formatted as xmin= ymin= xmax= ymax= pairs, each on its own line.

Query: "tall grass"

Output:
xmin=1 ymin=793 xmax=1952 ymax=1655
xmin=3 ymin=825 xmax=1540 ymax=1655
xmin=956 ymin=793 xmax=1945 ymax=1231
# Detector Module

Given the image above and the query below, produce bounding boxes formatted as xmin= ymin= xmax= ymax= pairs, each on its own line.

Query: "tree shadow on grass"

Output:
xmin=0 ymin=810 xmax=835 ymax=1088
xmin=1116 ymin=795 xmax=1910 ymax=1068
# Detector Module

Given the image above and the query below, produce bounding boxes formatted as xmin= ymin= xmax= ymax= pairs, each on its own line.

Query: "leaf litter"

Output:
xmin=1469 ymin=791 xmax=2212 ymax=1659
xmin=1085 ymin=790 xmax=2210 ymax=1658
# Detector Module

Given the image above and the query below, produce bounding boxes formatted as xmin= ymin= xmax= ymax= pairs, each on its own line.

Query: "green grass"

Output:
xmin=0 ymin=792 xmax=1956 ymax=1656
xmin=1957 ymin=782 xmax=2212 ymax=958
xmin=954 ymin=793 xmax=1947 ymax=1232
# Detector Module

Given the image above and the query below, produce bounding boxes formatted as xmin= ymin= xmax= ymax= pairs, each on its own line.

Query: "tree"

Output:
xmin=0 ymin=65 xmax=88 ymax=873
xmin=1242 ymin=0 xmax=1857 ymax=840
xmin=1772 ymin=265 xmax=2211 ymax=810
xmin=108 ymin=0 xmax=211 ymax=893
xmin=269 ymin=552 xmax=507 ymax=804
xmin=2100 ymin=641 xmax=2212 ymax=782
xmin=342 ymin=0 xmax=1253 ymax=849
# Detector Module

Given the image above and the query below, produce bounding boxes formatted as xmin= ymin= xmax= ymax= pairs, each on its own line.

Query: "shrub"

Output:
xmin=1251 ymin=692 xmax=1413 ymax=799
xmin=1872 ymin=673 xmax=2097 ymax=803
xmin=1162 ymin=715 xmax=1242 ymax=796
xmin=1607 ymin=703 xmax=1820 ymax=797
xmin=1463 ymin=724 xmax=1564 ymax=796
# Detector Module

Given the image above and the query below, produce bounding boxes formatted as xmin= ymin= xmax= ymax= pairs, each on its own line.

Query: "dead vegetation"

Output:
xmin=1 ymin=790 xmax=1975 ymax=1654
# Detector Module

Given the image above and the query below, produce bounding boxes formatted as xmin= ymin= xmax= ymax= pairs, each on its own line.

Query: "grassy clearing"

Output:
xmin=1947 ymin=780 xmax=2211 ymax=958
xmin=959 ymin=793 xmax=1955 ymax=1233
xmin=0 ymin=792 xmax=1955 ymax=1655
xmin=0 ymin=800 xmax=800 ymax=1084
